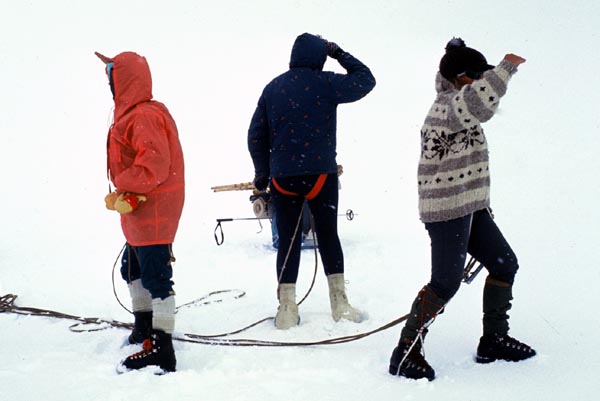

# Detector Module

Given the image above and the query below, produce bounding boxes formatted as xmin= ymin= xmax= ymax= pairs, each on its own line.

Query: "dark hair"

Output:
xmin=439 ymin=37 xmax=494 ymax=81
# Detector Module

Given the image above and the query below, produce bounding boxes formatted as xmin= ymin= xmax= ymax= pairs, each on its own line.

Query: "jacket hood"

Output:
xmin=111 ymin=52 xmax=153 ymax=120
xmin=289 ymin=33 xmax=327 ymax=70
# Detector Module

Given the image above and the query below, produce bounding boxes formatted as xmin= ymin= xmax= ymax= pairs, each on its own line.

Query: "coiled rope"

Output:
xmin=1 ymin=234 xmax=408 ymax=347
xmin=0 ymin=205 xmax=410 ymax=346
xmin=0 ymin=292 xmax=408 ymax=346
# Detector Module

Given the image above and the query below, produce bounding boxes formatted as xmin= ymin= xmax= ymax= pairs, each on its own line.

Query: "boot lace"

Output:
xmin=406 ymin=348 xmax=429 ymax=371
xmin=398 ymin=333 xmax=430 ymax=372
xmin=497 ymin=334 xmax=532 ymax=352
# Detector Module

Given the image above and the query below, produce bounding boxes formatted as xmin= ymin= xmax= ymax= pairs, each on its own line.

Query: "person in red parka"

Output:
xmin=96 ymin=51 xmax=184 ymax=373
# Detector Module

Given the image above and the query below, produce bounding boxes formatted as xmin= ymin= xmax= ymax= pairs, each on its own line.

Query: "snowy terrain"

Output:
xmin=1 ymin=1 xmax=600 ymax=400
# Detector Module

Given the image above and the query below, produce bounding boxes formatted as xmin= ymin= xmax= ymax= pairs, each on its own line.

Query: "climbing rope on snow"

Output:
xmin=109 ymin=201 xmax=320 ymax=339
xmin=0 ymin=204 xmax=415 ymax=347
xmin=0 ymin=292 xmax=409 ymax=347
xmin=0 ymin=293 xmax=134 ymax=333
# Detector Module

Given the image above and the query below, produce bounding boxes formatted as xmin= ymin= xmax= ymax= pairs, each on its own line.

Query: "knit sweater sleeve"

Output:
xmin=450 ymin=59 xmax=519 ymax=128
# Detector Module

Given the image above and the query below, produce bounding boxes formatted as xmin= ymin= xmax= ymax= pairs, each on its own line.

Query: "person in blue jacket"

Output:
xmin=248 ymin=33 xmax=376 ymax=329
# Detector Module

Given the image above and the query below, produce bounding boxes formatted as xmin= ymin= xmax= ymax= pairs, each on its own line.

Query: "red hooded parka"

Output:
xmin=106 ymin=52 xmax=185 ymax=246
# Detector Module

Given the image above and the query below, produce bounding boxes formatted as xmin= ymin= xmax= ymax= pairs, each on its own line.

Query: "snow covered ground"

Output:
xmin=1 ymin=1 xmax=599 ymax=400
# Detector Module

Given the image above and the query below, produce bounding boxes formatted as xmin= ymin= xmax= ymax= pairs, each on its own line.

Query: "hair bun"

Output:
xmin=445 ymin=37 xmax=466 ymax=52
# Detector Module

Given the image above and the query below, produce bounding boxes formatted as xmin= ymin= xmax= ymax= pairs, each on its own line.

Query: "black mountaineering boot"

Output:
xmin=128 ymin=311 xmax=153 ymax=345
xmin=389 ymin=286 xmax=447 ymax=381
xmin=389 ymin=339 xmax=435 ymax=381
xmin=118 ymin=329 xmax=177 ymax=373
xmin=476 ymin=333 xmax=536 ymax=363
xmin=476 ymin=278 xmax=536 ymax=363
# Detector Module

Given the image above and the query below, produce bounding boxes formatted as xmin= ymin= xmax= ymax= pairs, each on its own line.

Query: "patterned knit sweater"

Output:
xmin=418 ymin=59 xmax=519 ymax=223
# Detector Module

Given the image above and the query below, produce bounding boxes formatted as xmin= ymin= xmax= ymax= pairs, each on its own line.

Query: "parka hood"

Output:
xmin=289 ymin=33 xmax=328 ymax=70
xmin=111 ymin=52 xmax=153 ymax=120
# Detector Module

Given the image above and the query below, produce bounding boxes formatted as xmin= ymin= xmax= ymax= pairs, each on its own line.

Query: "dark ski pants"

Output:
xmin=425 ymin=209 xmax=519 ymax=300
xmin=120 ymin=243 xmax=175 ymax=300
xmin=271 ymin=173 xmax=343 ymax=284
xmin=271 ymin=199 xmax=311 ymax=248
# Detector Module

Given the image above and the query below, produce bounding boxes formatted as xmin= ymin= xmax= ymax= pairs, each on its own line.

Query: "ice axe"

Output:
xmin=462 ymin=256 xmax=484 ymax=284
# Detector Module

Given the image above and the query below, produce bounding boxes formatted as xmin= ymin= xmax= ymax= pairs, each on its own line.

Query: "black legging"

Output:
xmin=425 ymin=209 xmax=519 ymax=300
xmin=271 ymin=173 xmax=343 ymax=283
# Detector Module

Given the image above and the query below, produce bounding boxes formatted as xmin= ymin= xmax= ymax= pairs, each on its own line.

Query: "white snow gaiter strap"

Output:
xmin=128 ymin=279 xmax=152 ymax=312
xmin=152 ymin=295 xmax=176 ymax=334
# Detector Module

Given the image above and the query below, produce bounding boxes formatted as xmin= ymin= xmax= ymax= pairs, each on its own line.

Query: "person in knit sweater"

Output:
xmin=388 ymin=38 xmax=536 ymax=381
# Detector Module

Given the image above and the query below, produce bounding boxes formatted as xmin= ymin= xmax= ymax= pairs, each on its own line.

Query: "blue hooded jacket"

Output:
xmin=248 ymin=33 xmax=376 ymax=179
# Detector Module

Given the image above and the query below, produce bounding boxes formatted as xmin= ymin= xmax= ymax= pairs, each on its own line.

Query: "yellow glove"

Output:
xmin=105 ymin=192 xmax=118 ymax=210
xmin=114 ymin=193 xmax=147 ymax=214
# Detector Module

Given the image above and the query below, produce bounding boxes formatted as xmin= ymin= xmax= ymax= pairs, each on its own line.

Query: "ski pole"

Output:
xmin=213 ymin=209 xmax=356 ymax=246
xmin=214 ymin=217 xmax=267 ymax=246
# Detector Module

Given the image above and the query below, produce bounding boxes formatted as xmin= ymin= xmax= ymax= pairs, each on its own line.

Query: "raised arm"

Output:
xmin=326 ymin=41 xmax=376 ymax=104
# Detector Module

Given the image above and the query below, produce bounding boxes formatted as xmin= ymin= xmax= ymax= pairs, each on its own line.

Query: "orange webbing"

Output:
xmin=305 ymin=174 xmax=328 ymax=200
xmin=271 ymin=174 xmax=328 ymax=200
xmin=271 ymin=178 xmax=298 ymax=197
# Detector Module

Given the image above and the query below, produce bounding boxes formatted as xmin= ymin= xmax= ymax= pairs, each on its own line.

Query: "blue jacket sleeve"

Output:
xmin=247 ymin=93 xmax=270 ymax=178
xmin=329 ymin=51 xmax=376 ymax=104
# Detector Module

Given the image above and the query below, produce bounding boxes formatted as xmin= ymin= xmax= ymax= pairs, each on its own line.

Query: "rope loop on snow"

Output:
xmin=0 ymin=205 xmax=409 ymax=347
xmin=0 ymin=291 xmax=409 ymax=347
